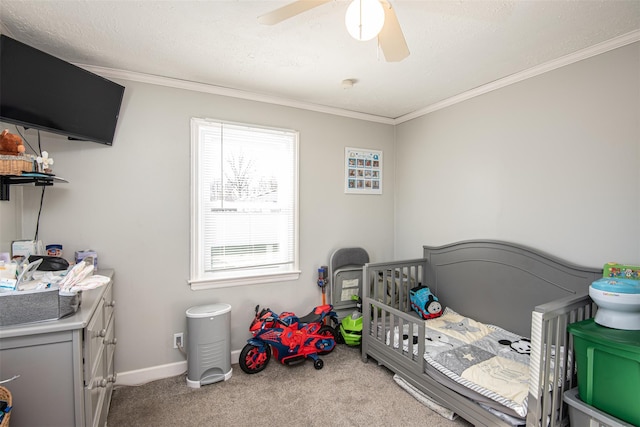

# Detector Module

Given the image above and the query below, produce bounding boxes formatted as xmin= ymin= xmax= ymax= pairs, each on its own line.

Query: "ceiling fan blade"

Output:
xmin=378 ymin=0 xmax=409 ymax=62
xmin=258 ymin=0 xmax=332 ymax=25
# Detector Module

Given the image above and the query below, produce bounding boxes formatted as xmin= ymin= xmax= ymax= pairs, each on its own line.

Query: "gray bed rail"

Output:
xmin=528 ymin=293 xmax=596 ymax=427
xmin=362 ymin=253 xmax=598 ymax=427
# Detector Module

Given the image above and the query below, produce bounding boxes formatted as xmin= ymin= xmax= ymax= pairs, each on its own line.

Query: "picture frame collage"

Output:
xmin=344 ymin=147 xmax=382 ymax=195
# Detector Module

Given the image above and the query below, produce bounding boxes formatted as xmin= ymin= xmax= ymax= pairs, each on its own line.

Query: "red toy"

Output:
xmin=239 ymin=304 xmax=338 ymax=373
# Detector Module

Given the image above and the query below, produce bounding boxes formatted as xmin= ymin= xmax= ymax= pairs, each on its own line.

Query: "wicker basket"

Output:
xmin=0 ymin=386 xmax=11 ymax=427
xmin=0 ymin=155 xmax=34 ymax=176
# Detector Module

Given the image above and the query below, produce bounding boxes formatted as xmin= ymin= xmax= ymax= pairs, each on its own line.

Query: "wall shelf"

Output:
xmin=0 ymin=174 xmax=66 ymax=201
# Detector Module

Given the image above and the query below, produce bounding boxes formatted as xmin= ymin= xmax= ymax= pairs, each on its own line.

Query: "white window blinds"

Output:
xmin=190 ymin=118 xmax=299 ymax=288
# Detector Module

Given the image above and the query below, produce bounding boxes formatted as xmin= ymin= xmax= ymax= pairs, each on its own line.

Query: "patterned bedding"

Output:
xmin=389 ymin=308 xmax=532 ymax=418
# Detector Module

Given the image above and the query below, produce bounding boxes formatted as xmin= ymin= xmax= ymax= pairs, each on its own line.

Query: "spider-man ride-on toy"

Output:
xmin=239 ymin=304 xmax=338 ymax=373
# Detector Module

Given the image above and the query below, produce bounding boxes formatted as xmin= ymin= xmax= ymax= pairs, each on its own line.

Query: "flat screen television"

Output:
xmin=0 ymin=34 xmax=125 ymax=146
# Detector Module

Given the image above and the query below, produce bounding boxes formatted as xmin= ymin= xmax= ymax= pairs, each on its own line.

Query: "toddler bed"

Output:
xmin=361 ymin=240 xmax=601 ymax=427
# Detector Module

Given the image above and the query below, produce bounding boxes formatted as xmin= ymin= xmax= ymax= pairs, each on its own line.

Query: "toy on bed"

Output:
xmin=409 ymin=285 xmax=442 ymax=319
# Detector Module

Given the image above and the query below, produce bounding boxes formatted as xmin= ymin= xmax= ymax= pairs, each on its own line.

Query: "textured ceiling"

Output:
xmin=1 ymin=1 xmax=639 ymax=120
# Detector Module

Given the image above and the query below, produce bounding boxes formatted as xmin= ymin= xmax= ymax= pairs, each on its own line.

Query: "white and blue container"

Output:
xmin=589 ymin=277 xmax=640 ymax=330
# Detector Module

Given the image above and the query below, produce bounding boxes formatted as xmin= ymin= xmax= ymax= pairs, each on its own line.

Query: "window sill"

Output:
xmin=189 ymin=270 xmax=301 ymax=290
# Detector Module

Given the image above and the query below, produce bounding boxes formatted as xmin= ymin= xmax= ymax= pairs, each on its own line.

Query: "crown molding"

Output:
xmin=78 ymin=30 xmax=639 ymax=127
xmin=394 ymin=30 xmax=640 ymax=124
xmin=76 ymin=65 xmax=396 ymax=125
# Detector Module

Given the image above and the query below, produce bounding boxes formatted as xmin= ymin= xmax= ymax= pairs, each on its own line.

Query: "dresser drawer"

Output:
xmin=84 ymin=297 xmax=106 ymax=383
xmin=84 ymin=349 xmax=107 ymax=427
xmin=103 ymin=283 xmax=115 ymax=325
xmin=84 ymin=279 xmax=116 ymax=427
xmin=105 ymin=315 xmax=116 ymax=366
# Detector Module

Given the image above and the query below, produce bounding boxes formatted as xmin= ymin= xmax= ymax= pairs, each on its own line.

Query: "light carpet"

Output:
xmin=107 ymin=345 xmax=473 ymax=426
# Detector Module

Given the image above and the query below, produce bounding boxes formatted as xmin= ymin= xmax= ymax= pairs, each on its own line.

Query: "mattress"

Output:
xmin=389 ymin=308 xmax=532 ymax=419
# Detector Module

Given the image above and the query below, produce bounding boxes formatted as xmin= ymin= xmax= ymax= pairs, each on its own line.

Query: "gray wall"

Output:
xmin=394 ymin=42 xmax=640 ymax=266
xmin=4 ymin=81 xmax=396 ymax=377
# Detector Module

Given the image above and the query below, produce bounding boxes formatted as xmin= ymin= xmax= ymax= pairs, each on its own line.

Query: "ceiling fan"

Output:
xmin=258 ymin=0 xmax=410 ymax=62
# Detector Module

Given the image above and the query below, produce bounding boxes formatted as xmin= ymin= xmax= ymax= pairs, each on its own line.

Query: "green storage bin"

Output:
xmin=568 ymin=319 xmax=640 ymax=426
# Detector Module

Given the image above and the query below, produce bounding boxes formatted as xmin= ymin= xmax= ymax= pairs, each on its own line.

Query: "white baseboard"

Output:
xmin=115 ymin=350 xmax=241 ymax=386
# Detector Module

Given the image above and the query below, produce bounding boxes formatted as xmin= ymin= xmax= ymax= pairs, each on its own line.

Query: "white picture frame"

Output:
xmin=344 ymin=147 xmax=382 ymax=194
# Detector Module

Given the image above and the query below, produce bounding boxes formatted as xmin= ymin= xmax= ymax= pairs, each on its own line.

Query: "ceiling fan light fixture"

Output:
xmin=345 ymin=0 xmax=385 ymax=42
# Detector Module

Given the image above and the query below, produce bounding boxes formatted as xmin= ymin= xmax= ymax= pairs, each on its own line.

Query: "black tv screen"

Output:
xmin=0 ymin=35 xmax=124 ymax=145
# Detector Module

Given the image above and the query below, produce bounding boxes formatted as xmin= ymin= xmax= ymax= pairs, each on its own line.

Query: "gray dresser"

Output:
xmin=0 ymin=269 xmax=116 ymax=427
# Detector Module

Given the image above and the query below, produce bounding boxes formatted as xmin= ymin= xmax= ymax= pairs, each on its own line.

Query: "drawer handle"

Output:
xmin=93 ymin=329 xmax=107 ymax=338
xmin=105 ymin=300 xmax=116 ymax=308
xmin=98 ymin=378 xmax=108 ymax=388
xmin=104 ymin=337 xmax=118 ymax=345
xmin=108 ymin=373 xmax=118 ymax=383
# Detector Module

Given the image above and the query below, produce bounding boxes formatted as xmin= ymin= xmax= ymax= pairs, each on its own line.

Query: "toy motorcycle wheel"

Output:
xmin=317 ymin=325 xmax=337 ymax=355
xmin=335 ymin=323 xmax=345 ymax=344
xmin=239 ymin=344 xmax=271 ymax=374
xmin=314 ymin=358 xmax=324 ymax=370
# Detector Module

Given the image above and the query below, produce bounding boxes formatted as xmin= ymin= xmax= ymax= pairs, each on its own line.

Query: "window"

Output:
xmin=190 ymin=118 xmax=299 ymax=289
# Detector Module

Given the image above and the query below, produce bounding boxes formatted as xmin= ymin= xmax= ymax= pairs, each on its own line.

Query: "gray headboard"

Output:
xmin=423 ymin=240 xmax=602 ymax=337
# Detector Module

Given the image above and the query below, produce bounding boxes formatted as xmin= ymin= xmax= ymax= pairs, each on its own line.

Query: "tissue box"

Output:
xmin=11 ymin=240 xmax=43 ymax=259
xmin=75 ymin=250 xmax=98 ymax=271
xmin=0 ymin=288 xmax=81 ymax=326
